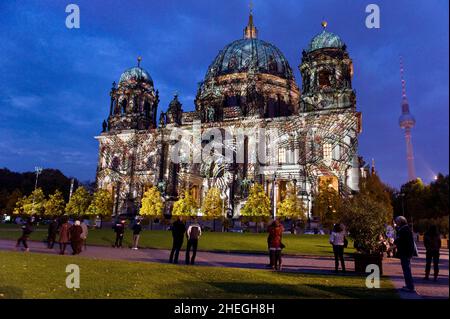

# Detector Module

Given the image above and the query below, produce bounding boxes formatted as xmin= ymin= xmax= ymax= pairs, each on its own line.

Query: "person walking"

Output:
xmin=423 ymin=225 xmax=441 ymax=281
xmin=80 ymin=219 xmax=89 ymax=251
xmin=185 ymin=217 xmax=201 ymax=265
xmin=330 ymin=223 xmax=347 ymax=273
xmin=70 ymin=220 xmax=83 ymax=255
xmin=47 ymin=217 xmax=59 ymax=249
xmin=113 ymin=219 xmax=126 ymax=248
xmin=132 ymin=219 xmax=142 ymax=250
xmin=268 ymin=219 xmax=285 ymax=271
xmin=169 ymin=216 xmax=186 ymax=264
xmin=394 ymin=216 xmax=417 ymax=293
xmin=16 ymin=219 xmax=34 ymax=252
xmin=58 ymin=217 xmax=71 ymax=255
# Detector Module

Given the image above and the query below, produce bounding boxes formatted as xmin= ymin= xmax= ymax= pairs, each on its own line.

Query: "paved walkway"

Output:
xmin=1 ymin=239 xmax=447 ymax=299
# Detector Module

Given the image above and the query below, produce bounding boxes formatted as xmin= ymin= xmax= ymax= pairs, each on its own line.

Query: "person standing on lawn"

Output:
xmin=169 ymin=216 xmax=186 ymax=264
xmin=113 ymin=219 xmax=126 ymax=248
xmin=80 ymin=218 xmax=89 ymax=251
xmin=47 ymin=217 xmax=59 ymax=249
xmin=70 ymin=220 xmax=83 ymax=255
xmin=329 ymin=223 xmax=347 ymax=273
xmin=58 ymin=216 xmax=71 ymax=255
xmin=185 ymin=217 xmax=202 ymax=265
xmin=423 ymin=224 xmax=441 ymax=281
xmin=16 ymin=218 xmax=34 ymax=252
xmin=268 ymin=219 xmax=284 ymax=271
xmin=394 ymin=216 xmax=417 ymax=293
xmin=132 ymin=219 xmax=142 ymax=250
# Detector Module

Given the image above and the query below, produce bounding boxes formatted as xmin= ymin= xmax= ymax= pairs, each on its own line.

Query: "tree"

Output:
xmin=139 ymin=186 xmax=164 ymax=219
xmin=5 ymin=189 xmax=22 ymax=214
xmin=65 ymin=186 xmax=92 ymax=217
xmin=44 ymin=190 xmax=66 ymax=217
xmin=172 ymin=190 xmax=198 ymax=217
xmin=313 ymin=178 xmax=343 ymax=230
xmin=342 ymin=193 xmax=390 ymax=254
xmin=202 ymin=187 xmax=224 ymax=231
xmin=201 ymin=187 xmax=224 ymax=220
xmin=277 ymin=183 xmax=306 ymax=220
xmin=87 ymin=189 xmax=113 ymax=219
xmin=240 ymin=183 xmax=271 ymax=222
xmin=14 ymin=188 xmax=46 ymax=216
xmin=341 ymin=175 xmax=393 ymax=254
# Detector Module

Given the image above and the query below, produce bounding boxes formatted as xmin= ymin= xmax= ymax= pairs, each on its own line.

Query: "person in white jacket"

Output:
xmin=186 ymin=218 xmax=202 ymax=265
xmin=330 ymin=223 xmax=347 ymax=273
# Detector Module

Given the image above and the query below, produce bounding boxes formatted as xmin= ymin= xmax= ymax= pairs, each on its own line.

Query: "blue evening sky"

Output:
xmin=0 ymin=0 xmax=448 ymax=188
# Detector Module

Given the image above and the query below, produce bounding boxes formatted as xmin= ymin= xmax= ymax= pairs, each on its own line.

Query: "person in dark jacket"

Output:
xmin=70 ymin=220 xmax=83 ymax=255
xmin=423 ymin=225 xmax=441 ymax=281
xmin=16 ymin=219 xmax=34 ymax=252
xmin=169 ymin=216 xmax=186 ymax=264
xmin=132 ymin=220 xmax=142 ymax=250
xmin=113 ymin=219 xmax=126 ymax=248
xmin=58 ymin=217 xmax=71 ymax=255
xmin=47 ymin=217 xmax=59 ymax=249
xmin=394 ymin=216 xmax=416 ymax=293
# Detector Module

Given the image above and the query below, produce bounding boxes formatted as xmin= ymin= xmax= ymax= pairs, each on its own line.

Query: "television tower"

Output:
xmin=398 ymin=56 xmax=416 ymax=181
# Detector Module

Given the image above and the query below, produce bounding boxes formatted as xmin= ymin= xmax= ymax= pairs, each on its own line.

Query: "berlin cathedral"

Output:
xmin=95 ymin=13 xmax=363 ymax=219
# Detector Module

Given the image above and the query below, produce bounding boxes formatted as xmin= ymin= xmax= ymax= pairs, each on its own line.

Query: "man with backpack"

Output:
xmin=113 ymin=219 xmax=126 ymax=248
xmin=185 ymin=217 xmax=202 ymax=265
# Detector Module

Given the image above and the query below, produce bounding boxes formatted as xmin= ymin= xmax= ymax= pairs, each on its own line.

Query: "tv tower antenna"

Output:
xmin=398 ymin=56 xmax=416 ymax=181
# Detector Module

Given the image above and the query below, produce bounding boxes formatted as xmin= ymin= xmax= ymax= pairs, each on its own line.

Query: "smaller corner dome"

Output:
xmin=119 ymin=66 xmax=153 ymax=85
xmin=168 ymin=94 xmax=182 ymax=111
xmin=308 ymin=28 xmax=345 ymax=52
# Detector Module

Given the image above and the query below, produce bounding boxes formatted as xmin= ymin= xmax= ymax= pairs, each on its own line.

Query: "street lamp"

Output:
xmin=271 ymin=173 xmax=277 ymax=220
xmin=31 ymin=166 xmax=43 ymax=218
xmin=399 ymin=193 xmax=405 ymax=216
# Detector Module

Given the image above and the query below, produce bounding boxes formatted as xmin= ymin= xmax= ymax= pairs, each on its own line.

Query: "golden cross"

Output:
xmin=249 ymin=0 xmax=254 ymax=15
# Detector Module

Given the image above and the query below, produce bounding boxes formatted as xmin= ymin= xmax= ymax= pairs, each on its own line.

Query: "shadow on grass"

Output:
xmin=186 ymin=281 xmax=398 ymax=299
xmin=305 ymin=284 xmax=399 ymax=299
xmin=0 ymin=286 xmax=23 ymax=299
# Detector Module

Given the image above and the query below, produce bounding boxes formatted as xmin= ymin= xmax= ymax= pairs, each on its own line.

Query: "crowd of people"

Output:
xmin=13 ymin=215 xmax=444 ymax=292
xmin=15 ymin=216 xmax=89 ymax=255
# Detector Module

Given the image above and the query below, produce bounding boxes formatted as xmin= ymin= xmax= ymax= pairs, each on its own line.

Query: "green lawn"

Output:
xmin=0 ymin=224 xmax=354 ymax=256
xmin=0 ymin=251 xmax=397 ymax=299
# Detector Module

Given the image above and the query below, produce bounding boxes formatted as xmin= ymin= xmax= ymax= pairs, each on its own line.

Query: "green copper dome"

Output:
xmin=119 ymin=67 xmax=153 ymax=84
xmin=308 ymin=30 xmax=345 ymax=52
xmin=205 ymin=38 xmax=294 ymax=80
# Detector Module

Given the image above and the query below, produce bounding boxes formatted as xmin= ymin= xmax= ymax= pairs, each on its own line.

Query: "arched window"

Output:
xmin=111 ymin=156 xmax=120 ymax=170
xmin=121 ymin=99 xmax=128 ymax=114
xmin=319 ymin=70 xmax=332 ymax=88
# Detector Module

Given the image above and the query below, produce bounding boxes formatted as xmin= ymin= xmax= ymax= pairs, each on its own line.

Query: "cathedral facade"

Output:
xmin=95 ymin=15 xmax=362 ymax=219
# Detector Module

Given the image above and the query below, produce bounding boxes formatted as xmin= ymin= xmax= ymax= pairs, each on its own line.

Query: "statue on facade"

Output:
xmin=207 ymin=105 xmax=215 ymax=122
xmin=159 ymin=111 xmax=166 ymax=127
xmin=102 ymin=120 xmax=108 ymax=132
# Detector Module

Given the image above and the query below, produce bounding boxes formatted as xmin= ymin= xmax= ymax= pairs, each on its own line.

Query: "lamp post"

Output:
xmin=31 ymin=167 xmax=43 ymax=218
xmin=271 ymin=173 xmax=277 ymax=220
xmin=399 ymin=192 xmax=405 ymax=216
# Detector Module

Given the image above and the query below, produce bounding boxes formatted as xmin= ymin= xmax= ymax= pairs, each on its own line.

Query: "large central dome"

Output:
xmin=205 ymin=38 xmax=294 ymax=80
xmin=204 ymin=13 xmax=294 ymax=81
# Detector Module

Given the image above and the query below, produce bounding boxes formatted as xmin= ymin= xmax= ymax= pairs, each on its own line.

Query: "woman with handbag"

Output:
xmin=268 ymin=219 xmax=285 ymax=271
xmin=330 ymin=223 xmax=347 ymax=273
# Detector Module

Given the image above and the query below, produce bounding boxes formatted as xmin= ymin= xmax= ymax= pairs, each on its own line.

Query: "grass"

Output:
xmin=0 ymin=224 xmax=354 ymax=256
xmin=0 ymin=251 xmax=398 ymax=299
